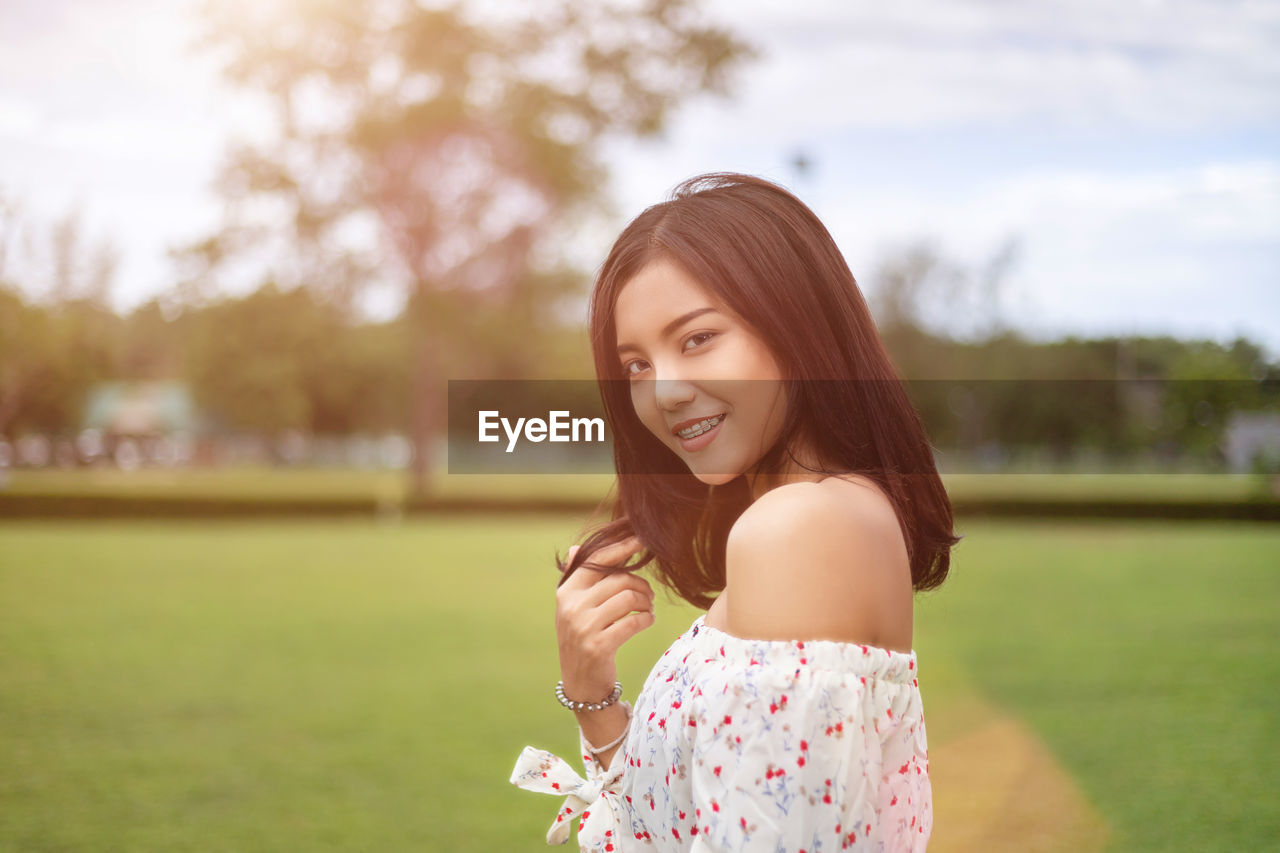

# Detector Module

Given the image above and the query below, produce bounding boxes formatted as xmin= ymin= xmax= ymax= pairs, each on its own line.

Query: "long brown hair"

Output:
xmin=556 ymin=172 xmax=960 ymax=608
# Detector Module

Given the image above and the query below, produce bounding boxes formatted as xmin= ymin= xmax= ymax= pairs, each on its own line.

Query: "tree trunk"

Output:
xmin=407 ymin=285 xmax=447 ymax=499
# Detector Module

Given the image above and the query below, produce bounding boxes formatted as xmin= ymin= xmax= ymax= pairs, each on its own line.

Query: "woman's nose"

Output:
xmin=649 ymin=360 xmax=698 ymax=411
xmin=653 ymin=377 xmax=697 ymax=412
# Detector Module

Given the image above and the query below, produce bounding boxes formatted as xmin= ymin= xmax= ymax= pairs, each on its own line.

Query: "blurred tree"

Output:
xmin=177 ymin=0 xmax=756 ymax=495
xmin=869 ymin=236 xmax=1021 ymax=365
xmin=182 ymin=281 xmax=409 ymax=435
xmin=0 ymin=191 xmax=123 ymax=435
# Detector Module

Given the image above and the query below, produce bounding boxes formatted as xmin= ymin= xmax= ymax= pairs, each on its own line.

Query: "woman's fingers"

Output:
xmin=583 ymin=561 xmax=654 ymax=609
xmin=600 ymin=605 xmax=657 ymax=649
xmin=579 ymin=535 xmax=643 ymax=571
xmin=559 ymin=535 xmax=644 ymax=592
xmin=593 ymin=584 xmax=654 ymax=629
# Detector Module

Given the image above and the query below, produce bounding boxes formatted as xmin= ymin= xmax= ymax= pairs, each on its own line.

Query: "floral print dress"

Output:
xmin=511 ymin=612 xmax=932 ymax=852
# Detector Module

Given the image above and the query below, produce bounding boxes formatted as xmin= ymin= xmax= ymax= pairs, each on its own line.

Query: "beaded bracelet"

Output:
xmin=555 ymin=679 xmax=623 ymax=712
xmin=581 ymin=700 xmax=633 ymax=755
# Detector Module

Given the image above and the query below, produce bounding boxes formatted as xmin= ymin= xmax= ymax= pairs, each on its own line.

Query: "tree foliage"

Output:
xmin=176 ymin=0 xmax=757 ymax=491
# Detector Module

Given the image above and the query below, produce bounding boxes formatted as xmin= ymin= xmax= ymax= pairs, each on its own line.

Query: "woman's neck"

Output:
xmin=745 ymin=440 xmax=831 ymax=502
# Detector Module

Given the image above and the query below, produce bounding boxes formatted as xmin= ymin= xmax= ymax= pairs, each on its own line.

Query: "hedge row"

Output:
xmin=0 ymin=494 xmax=1277 ymax=522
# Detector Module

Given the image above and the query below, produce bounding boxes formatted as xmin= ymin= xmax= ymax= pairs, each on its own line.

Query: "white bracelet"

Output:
xmin=581 ymin=700 xmax=633 ymax=754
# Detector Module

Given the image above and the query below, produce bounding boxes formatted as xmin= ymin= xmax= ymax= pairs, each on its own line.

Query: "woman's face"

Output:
xmin=613 ymin=258 xmax=789 ymax=485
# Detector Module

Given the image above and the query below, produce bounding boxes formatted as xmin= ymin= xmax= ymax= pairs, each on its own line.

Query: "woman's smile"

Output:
xmin=674 ymin=412 xmax=727 ymax=451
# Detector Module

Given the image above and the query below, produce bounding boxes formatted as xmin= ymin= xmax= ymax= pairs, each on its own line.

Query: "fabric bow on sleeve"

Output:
xmin=510 ymin=745 xmax=625 ymax=846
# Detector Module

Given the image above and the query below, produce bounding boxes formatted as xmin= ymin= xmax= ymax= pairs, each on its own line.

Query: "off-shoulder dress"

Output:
xmin=511 ymin=611 xmax=932 ymax=852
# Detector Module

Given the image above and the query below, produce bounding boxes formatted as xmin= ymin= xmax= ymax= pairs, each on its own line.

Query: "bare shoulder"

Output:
xmin=724 ymin=477 xmax=911 ymax=648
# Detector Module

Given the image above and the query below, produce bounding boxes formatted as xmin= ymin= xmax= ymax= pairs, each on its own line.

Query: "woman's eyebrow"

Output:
xmin=616 ymin=307 xmax=719 ymax=356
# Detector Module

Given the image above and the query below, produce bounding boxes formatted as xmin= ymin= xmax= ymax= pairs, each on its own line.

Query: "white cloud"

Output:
xmin=813 ymin=160 xmax=1280 ymax=349
xmin=695 ymin=0 xmax=1280 ymax=134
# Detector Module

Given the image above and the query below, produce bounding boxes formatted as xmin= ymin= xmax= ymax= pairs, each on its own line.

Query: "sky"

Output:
xmin=1 ymin=0 xmax=1277 ymax=358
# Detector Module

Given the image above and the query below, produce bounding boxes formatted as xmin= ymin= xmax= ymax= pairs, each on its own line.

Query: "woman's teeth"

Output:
xmin=678 ymin=414 xmax=725 ymax=439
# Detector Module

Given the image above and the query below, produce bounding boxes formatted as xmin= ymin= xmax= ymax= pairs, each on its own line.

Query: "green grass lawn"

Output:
xmin=918 ymin=520 xmax=1280 ymax=852
xmin=0 ymin=516 xmax=1276 ymax=851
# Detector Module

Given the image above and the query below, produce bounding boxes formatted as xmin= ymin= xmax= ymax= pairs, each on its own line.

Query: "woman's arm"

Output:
xmin=567 ymin=683 xmax=630 ymax=774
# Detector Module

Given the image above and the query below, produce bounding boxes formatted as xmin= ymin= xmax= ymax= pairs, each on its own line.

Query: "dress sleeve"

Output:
xmin=509 ymin=727 xmax=628 ymax=851
xmin=684 ymin=660 xmax=931 ymax=852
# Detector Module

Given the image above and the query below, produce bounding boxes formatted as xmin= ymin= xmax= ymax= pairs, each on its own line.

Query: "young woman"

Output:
xmin=511 ymin=172 xmax=960 ymax=851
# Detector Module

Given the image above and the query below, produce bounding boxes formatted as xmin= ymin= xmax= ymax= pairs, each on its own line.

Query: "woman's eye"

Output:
xmin=684 ymin=331 xmax=715 ymax=350
xmin=622 ymin=333 xmax=715 ymax=377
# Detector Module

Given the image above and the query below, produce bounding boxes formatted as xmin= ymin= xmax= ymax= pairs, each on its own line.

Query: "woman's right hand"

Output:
xmin=555 ymin=536 xmax=655 ymax=704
